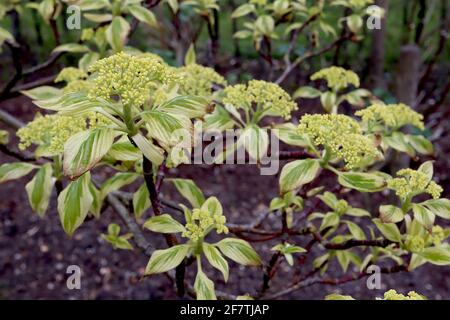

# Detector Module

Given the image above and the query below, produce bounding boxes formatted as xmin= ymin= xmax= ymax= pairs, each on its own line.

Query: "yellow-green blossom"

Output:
xmin=310 ymin=67 xmax=360 ymax=91
xmin=297 ymin=114 xmax=378 ymax=169
xmin=387 ymin=168 xmax=443 ymax=200
xmin=63 ymin=80 xmax=92 ymax=94
xmin=335 ymin=199 xmax=348 ymax=215
xmin=55 ymin=67 xmax=87 ymax=83
xmin=182 ymin=208 xmax=228 ymax=241
xmin=17 ymin=112 xmax=111 ymax=154
xmin=356 ymin=103 xmax=424 ymax=130
xmin=405 ymin=235 xmax=425 ymax=253
xmin=177 ymin=64 xmax=226 ymax=96
xmin=431 ymin=225 xmax=445 ymax=246
xmin=81 ymin=28 xmax=94 ymax=41
xmin=88 ymin=52 xmax=180 ymax=107
xmin=383 ymin=289 xmax=425 ymax=300
xmin=223 ymin=80 xmax=297 ymax=120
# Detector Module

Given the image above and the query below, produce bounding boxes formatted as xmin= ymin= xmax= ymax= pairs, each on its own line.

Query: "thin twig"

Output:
xmin=275 ymin=33 xmax=354 ymax=85
xmin=264 ymin=264 xmax=407 ymax=299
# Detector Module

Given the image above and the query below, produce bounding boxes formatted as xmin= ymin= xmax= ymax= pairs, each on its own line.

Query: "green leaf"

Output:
xmin=233 ymin=30 xmax=252 ymax=39
xmin=0 ymin=162 xmax=37 ymax=184
xmin=201 ymin=196 xmax=222 ymax=216
xmin=320 ymin=212 xmax=340 ymax=231
xmin=269 ymin=197 xmax=285 ymax=211
xmin=63 ymin=128 xmax=115 ymax=180
xmin=25 ymin=163 xmax=55 ymax=217
xmin=344 ymin=221 xmax=366 ymax=240
xmin=320 ymin=91 xmax=336 ymax=112
xmin=169 ymin=178 xmax=205 ymax=208
xmin=166 ymin=0 xmax=179 ymax=12
xmin=254 ymin=15 xmax=274 ymax=35
xmin=33 ymin=92 xmax=103 ymax=116
xmin=21 ymin=86 xmax=62 ymax=100
xmin=53 ymin=43 xmax=90 ymax=53
xmin=106 ymin=16 xmax=130 ymax=52
xmin=417 ymin=160 xmax=434 ymax=182
xmin=107 ymin=141 xmax=142 ymax=161
xmin=408 ymin=253 xmax=427 ymax=271
xmin=0 ymin=26 xmax=15 ymax=46
xmin=133 ymin=184 xmax=150 ymax=218
xmin=204 ymin=105 xmax=235 ymax=132
xmin=231 ymin=4 xmax=255 ymax=18
xmin=131 ymin=133 xmax=164 ymax=165
xmin=38 ymin=0 xmax=55 ymax=22
xmin=325 ymin=294 xmax=355 ymax=300
xmin=128 ymin=5 xmax=157 ymax=27
xmin=293 ymin=86 xmax=321 ymax=99
xmin=108 ymin=223 xmax=121 ymax=236
xmin=346 ymin=207 xmax=371 ymax=217
xmin=203 ymin=243 xmax=229 ymax=282
xmin=110 ymin=236 xmax=134 ymax=250
xmin=238 ymin=125 xmax=268 ymax=162
xmin=337 ymin=172 xmax=387 ymax=192
xmin=215 ymin=238 xmax=261 ymax=266
xmin=336 ymin=251 xmax=350 ymax=272
xmin=383 ymin=132 xmax=415 ymax=157
xmin=421 ymin=199 xmax=450 ymax=220
xmin=272 ymin=123 xmax=309 ymax=147
xmin=346 ymin=14 xmax=363 ymax=33
xmin=57 ymin=173 xmax=93 ymax=236
xmin=412 ymin=204 xmax=435 ymax=229
xmin=194 ymin=270 xmax=217 ymax=300
xmin=88 ymin=182 xmax=102 ymax=218
xmin=83 ymin=13 xmax=113 ymax=23
xmin=0 ymin=130 xmax=9 ymax=145
xmin=143 ymin=214 xmax=186 ymax=233
xmin=100 ymin=172 xmax=139 ymax=199
xmin=379 ymin=205 xmax=404 ymax=223
xmin=184 ymin=44 xmax=196 ymax=66
xmin=141 ymin=110 xmax=191 ymax=146
xmin=145 ymin=244 xmax=189 ymax=275
xmin=372 ymin=218 xmax=401 ymax=242
xmin=76 ymin=0 xmax=110 ymax=11
xmin=408 ymin=135 xmax=434 ymax=156
xmin=157 ymin=95 xmax=209 ymax=119
xmin=279 ymin=159 xmax=321 ymax=194
xmin=78 ymin=52 xmax=100 ymax=71
xmin=317 ymin=192 xmax=339 ymax=210
xmin=418 ymin=246 xmax=450 ymax=266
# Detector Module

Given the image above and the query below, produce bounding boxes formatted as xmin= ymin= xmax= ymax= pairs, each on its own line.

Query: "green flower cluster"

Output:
xmin=405 ymin=235 xmax=425 ymax=253
xmin=406 ymin=226 xmax=446 ymax=252
xmin=297 ymin=114 xmax=378 ymax=169
xmin=431 ymin=225 xmax=445 ymax=246
xmin=177 ymin=64 xmax=226 ymax=96
xmin=387 ymin=168 xmax=442 ymax=200
xmin=17 ymin=112 xmax=110 ymax=154
xmin=88 ymin=52 xmax=179 ymax=107
xmin=55 ymin=67 xmax=91 ymax=94
xmin=310 ymin=67 xmax=360 ymax=91
xmin=63 ymin=80 xmax=92 ymax=94
xmin=355 ymin=103 xmax=424 ymax=131
xmin=223 ymin=80 xmax=297 ymax=119
xmin=383 ymin=289 xmax=425 ymax=300
xmin=55 ymin=67 xmax=87 ymax=83
xmin=182 ymin=207 xmax=229 ymax=241
xmin=335 ymin=199 xmax=349 ymax=215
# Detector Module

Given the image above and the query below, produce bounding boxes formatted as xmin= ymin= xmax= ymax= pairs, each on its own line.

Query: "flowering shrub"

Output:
xmin=0 ymin=0 xmax=449 ymax=300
